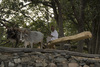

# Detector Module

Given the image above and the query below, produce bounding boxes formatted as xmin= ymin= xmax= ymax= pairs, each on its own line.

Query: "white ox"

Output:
xmin=19 ymin=28 xmax=44 ymax=48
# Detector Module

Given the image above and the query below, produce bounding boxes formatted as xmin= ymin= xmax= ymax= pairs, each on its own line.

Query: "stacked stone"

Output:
xmin=0 ymin=52 xmax=100 ymax=67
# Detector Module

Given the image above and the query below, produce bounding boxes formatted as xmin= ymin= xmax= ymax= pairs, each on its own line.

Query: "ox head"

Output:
xmin=18 ymin=28 xmax=30 ymax=41
xmin=19 ymin=31 xmax=26 ymax=42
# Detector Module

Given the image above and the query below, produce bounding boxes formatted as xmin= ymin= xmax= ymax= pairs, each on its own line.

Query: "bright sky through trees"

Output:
xmin=0 ymin=0 xmax=2 ymax=3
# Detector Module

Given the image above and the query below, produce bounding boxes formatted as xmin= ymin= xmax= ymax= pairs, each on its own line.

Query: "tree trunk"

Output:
xmin=51 ymin=0 xmax=64 ymax=49
xmin=89 ymin=19 xmax=100 ymax=54
xmin=70 ymin=0 xmax=85 ymax=52
xmin=97 ymin=22 xmax=100 ymax=54
xmin=55 ymin=0 xmax=64 ymax=37
xmin=77 ymin=0 xmax=85 ymax=52
xmin=87 ymin=0 xmax=100 ymax=54
xmin=51 ymin=0 xmax=64 ymax=37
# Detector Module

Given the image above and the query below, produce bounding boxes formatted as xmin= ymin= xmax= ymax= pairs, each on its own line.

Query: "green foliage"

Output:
xmin=0 ymin=0 xmax=100 ymax=52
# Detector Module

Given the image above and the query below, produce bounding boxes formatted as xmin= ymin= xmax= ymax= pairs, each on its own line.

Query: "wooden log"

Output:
xmin=48 ymin=31 xmax=92 ymax=48
xmin=0 ymin=47 xmax=100 ymax=58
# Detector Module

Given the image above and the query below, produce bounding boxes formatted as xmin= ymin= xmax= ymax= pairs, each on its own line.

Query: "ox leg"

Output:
xmin=24 ymin=41 xmax=28 ymax=48
xmin=15 ymin=39 xmax=18 ymax=48
xmin=30 ymin=43 xmax=33 ymax=48
xmin=40 ymin=41 xmax=43 ymax=49
xmin=12 ymin=43 xmax=14 ymax=47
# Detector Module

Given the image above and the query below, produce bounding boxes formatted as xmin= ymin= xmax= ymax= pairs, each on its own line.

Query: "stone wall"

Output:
xmin=0 ymin=47 xmax=100 ymax=67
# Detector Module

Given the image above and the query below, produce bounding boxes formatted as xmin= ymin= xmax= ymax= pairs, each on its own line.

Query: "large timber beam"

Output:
xmin=48 ymin=31 xmax=92 ymax=48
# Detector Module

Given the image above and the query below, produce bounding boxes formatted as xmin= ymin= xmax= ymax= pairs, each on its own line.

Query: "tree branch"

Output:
xmin=0 ymin=18 xmax=13 ymax=28
xmin=30 ymin=0 xmax=52 ymax=7
xmin=70 ymin=0 xmax=80 ymax=23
